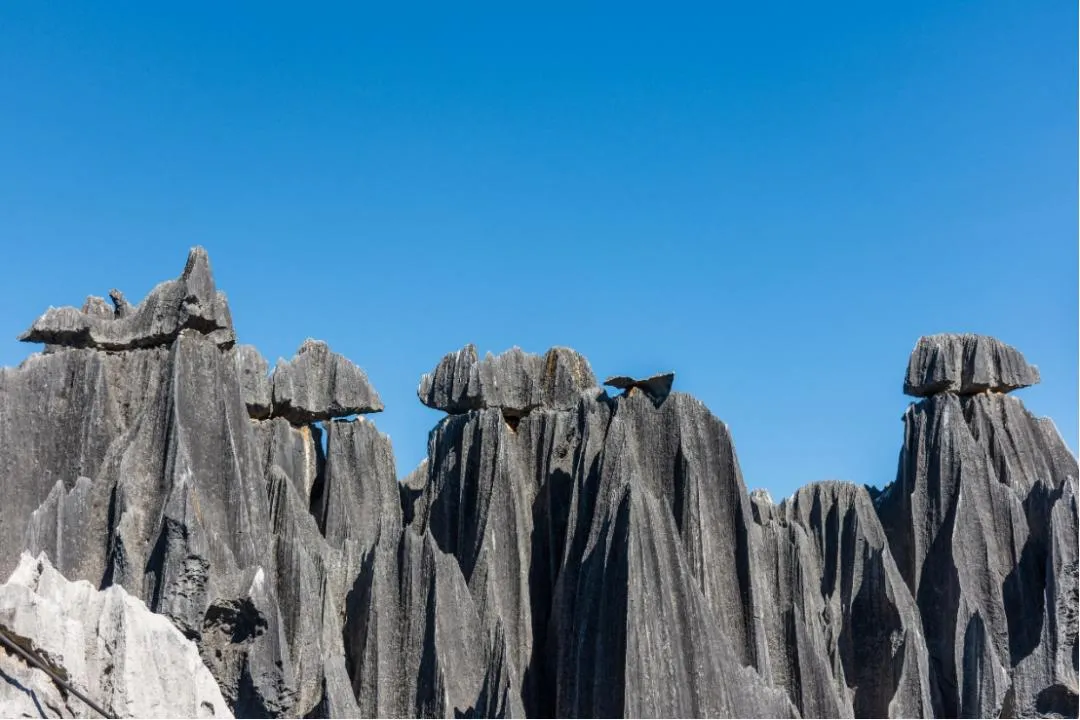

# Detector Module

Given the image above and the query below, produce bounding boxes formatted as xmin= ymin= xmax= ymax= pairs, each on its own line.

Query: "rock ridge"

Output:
xmin=0 ymin=249 xmax=1074 ymax=719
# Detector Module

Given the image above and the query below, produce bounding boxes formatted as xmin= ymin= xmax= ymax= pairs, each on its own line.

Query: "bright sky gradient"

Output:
xmin=1 ymin=2 xmax=1076 ymax=498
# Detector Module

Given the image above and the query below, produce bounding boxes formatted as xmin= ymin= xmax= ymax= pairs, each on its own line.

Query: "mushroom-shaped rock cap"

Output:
xmin=19 ymin=246 xmax=235 ymax=350
xmin=418 ymin=344 xmax=596 ymax=415
xmin=272 ymin=339 xmax=383 ymax=424
xmin=904 ymin=333 xmax=1040 ymax=397
xmin=604 ymin=371 xmax=675 ymax=405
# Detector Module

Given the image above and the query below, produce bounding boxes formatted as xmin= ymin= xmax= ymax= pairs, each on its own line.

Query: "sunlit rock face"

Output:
xmin=1 ymin=249 xmax=1074 ymax=718
xmin=878 ymin=334 xmax=1078 ymax=719
xmin=0 ymin=552 xmax=232 ymax=718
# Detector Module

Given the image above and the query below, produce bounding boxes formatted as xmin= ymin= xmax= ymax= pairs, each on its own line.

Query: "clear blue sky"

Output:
xmin=1 ymin=2 xmax=1075 ymax=498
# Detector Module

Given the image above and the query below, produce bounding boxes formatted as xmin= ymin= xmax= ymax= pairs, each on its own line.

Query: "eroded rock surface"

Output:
xmin=417 ymin=344 xmax=596 ymax=416
xmin=19 ymin=247 xmax=235 ymax=350
xmin=0 ymin=552 xmax=231 ymax=718
xmin=879 ymin=336 xmax=1078 ymax=718
xmin=904 ymin=333 xmax=1041 ymax=397
xmin=602 ymin=371 xmax=675 ymax=404
xmin=0 ymin=249 xmax=1075 ymax=719
xmin=272 ymin=339 xmax=383 ymax=423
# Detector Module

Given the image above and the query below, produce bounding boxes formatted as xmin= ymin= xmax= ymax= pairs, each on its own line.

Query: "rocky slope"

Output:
xmin=0 ymin=249 xmax=1075 ymax=718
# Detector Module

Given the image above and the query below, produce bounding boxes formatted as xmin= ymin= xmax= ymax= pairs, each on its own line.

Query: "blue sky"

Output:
xmin=1 ymin=2 xmax=1075 ymax=497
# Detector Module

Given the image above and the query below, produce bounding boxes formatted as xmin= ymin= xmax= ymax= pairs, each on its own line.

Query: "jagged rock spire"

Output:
xmin=19 ymin=246 xmax=236 ymax=350
xmin=1 ymin=249 xmax=1076 ymax=719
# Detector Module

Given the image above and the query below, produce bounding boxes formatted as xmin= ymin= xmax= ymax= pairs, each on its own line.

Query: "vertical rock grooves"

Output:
xmin=0 ymin=248 xmax=1075 ymax=718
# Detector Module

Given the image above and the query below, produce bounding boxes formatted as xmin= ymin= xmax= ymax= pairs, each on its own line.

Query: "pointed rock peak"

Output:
xmin=182 ymin=245 xmax=213 ymax=284
xmin=271 ymin=339 xmax=383 ymax=424
xmin=18 ymin=246 xmax=235 ymax=351
xmin=108 ymin=289 xmax=131 ymax=317
xmin=179 ymin=246 xmax=219 ymax=317
xmin=603 ymin=371 xmax=675 ymax=405
xmin=418 ymin=344 xmax=597 ymax=415
xmin=750 ymin=488 xmax=774 ymax=505
xmin=904 ymin=333 xmax=1040 ymax=397
xmin=298 ymin=338 xmax=329 ymax=355
xmin=749 ymin=488 xmax=777 ymax=524
xmin=81 ymin=295 xmax=113 ymax=319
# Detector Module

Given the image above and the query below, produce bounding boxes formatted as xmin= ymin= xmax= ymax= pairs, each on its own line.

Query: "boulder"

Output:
xmin=903 ymin=333 xmax=1040 ymax=397
xmin=272 ymin=339 xmax=383 ymax=423
xmin=603 ymin=371 xmax=675 ymax=404
xmin=417 ymin=344 xmax=596 ymax=415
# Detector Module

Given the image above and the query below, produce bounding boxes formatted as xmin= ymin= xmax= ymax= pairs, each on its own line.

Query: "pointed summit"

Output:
xmin=19 ymin=246 xmax=235 ymax=350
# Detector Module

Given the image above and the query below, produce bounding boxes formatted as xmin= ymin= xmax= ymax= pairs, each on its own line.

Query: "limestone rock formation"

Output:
xmin=602 ymin=371 xmax=675 ymax=404
xmin=232 ymin=344 xmax=272 ymax=419
xmin=0 ymin=249 xmax=1075 ymax=719
xmin=879 ymin=335 xmax=1078 ymax=718
xmin=0 ymin=552 xmax=230 ymax=718
xmin=19 ymin=247 xmax=235 ymax=351
xmin=751 ymin=482 xmax=934 ymax=718
xmin=272 ymin=339 xmax=383 ymax=422
xmin=417 ymin=344 xmax=596 ymax=416
xmin=903 ymin=333 xmax=1040 ymax=397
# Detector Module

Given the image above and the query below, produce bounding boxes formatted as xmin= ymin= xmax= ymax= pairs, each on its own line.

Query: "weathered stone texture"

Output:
xmin=1 ymin=250 xmax=1075 ymax=720
xmin=0 ymin=552 xmax=231 ymax=718
xmin=418 ymin=344 xmax=596 ymax=415
xmin=904 ymin=333 xmax=1040 ymax=397
xmin=272 ymin=339 xmax=383 ymax=423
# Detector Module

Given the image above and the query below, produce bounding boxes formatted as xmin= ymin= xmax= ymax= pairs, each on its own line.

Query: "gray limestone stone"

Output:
xmin=904 ymin=333 xmax=1040 ymax=397
xmin=232 ymin=344 xmax=273 ymax=419
xmin=754 ymin=481 xmax=934 ymax=717
xmin=417 ymin=344 xmax=597 ymax=415
xmin=272 ymin=339 xmax=383 ymax=423
xmin=0 ymin=552 xmax=231 ymax=718
xmin=1 ymin=247 xmax=1076 ymax=719
xmin=603 ymin=371 xmax=675 ymax=404
xmin=19 ymin=247 xmax=236 ymax=351
xmin=878 ymin=367 xmax=1078 ymax=717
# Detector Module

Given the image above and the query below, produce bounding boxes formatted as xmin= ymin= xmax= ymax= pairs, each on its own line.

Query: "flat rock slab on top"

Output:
xmin=417 ymin=344 xmax=596 ymax=415
xmin=18 ymin=246 xmax=236 ymax=350
xmin=272 ymin=339 xmax=383 ymax=424
xmin=904 ymin=333 xmax=1040 ymax=397
xmin=604 ymin=371 xmax=675 ymax=404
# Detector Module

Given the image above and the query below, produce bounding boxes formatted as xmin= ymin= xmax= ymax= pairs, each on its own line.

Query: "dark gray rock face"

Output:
xmin=417 ymin=344 xmax=596 ymax=416
xmin=904 ymin=333 xmax=1040 ymax=397
xmin=879 ymin=335 xmax=1078 ymax=718
xmin=19 ymin=246 xmax=235 ymax=350
xmin=233 ymin=344 xmax=273 ymax=419
xmin=1 ymin=252 xmax=1075 ymax=720
xmin=272 ymin=339 xmax=383 ymax=423
xmin=602 ymin=371 xmax=675 ymax=404
xmin=751 ymin=482 xmax=934 ymax=718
